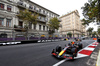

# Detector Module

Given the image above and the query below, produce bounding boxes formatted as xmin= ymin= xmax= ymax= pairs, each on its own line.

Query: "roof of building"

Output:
xmin=60 ymin=10 xmax=80 ymax=18
xmin=28 ymin=0 xmax=60 ymax=16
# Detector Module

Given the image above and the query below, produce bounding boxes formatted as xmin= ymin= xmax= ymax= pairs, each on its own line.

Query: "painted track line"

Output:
xmin=53 ymin=41 xmax=98 ymax=66
xmin=53 ymin=59 xmax=68 ymax=66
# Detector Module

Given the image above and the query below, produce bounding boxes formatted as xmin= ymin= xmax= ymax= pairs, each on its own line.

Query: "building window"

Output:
xmin=6 ymin=19 xmax=11 ymax=27
xmin=0 ymin=18 xmax=4 ymax=26
xmin=46 ymin=12 xmax=48 ymax=15
xmin=19 ymin=21 xmax=23 ymax=27
xmin=18 ymin=0 xmax=23 ymax=5
xmin=40 ymin=16 xmax=41 ymax=19
xmin=34 ymin=24 xmax=36 ymax=30
xmin=0 ymin=3 xmax=4 ymax=9
xmin=39 ymin=9 xmax=41 ymax=12
xmin=47 ymin=26 xmax=48 ymax=31
xmin=43 ymin=10 xmax=45 ymax=14
xmin=39 ymin=25 xmax=41 ymax=30
xmin=34 ymin=6 xmax=36 ymax=10
xmin=29 ymin=5 xmax=33 ymax=9
xmin=7 ymin=5 xmax=12 ymax=11
xmin=43 ymin=26 xmax=45 ymax=31
xmin=49 ymin=13 xmax=51 ymax=16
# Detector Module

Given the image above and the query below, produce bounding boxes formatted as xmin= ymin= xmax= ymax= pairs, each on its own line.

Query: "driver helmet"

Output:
xmin=71 ymin=41 xmax=75 ymax=45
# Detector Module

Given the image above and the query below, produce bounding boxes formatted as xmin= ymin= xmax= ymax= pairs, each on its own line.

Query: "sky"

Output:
xmin=31 ymin=0 xmax=98 ymax=31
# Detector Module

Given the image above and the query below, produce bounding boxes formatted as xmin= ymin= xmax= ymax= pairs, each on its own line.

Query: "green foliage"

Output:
xmin=48 ymin=17 xmax=60 ymax=34
xmin=97 ymin=26 xmax=100 ymax=35
xmin=16 ymin=9 xmax=38 ymax=38
xmin=17 ymin=9 xmax=38 ymax=29
xmin=81 ymin=0 xmax=99 ymax=25
xmin=67 ymin=32 xmax=72 ymax=37
xmin=92 ymin=31 xmax=97 ymax=37
xmin=87 ymin=27 xmax=94 ymax=36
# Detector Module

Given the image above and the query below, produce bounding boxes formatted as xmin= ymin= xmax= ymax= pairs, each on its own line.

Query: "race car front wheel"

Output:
xmin=56 ymin=46 xmax=62 ymax=53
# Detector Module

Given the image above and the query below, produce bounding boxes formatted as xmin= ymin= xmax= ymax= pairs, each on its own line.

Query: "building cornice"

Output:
xmin=28 ymin=0 xmax=59 ymax=16
xmin=60 ymin=10 xmax=80 ymax=18
xmin=0 ymin=0 xmax=17 ymax=6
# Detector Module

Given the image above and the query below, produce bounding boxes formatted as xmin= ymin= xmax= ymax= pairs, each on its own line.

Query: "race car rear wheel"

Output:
xmin=78 ymin=43 xmax=83 ymax=49
xmin=71 ymin=48 xmax=78 ymax=58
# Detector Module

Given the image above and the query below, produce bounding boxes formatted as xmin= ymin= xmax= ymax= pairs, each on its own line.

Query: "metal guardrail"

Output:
xmin=0 ymin=37 xmax=62 ymax=42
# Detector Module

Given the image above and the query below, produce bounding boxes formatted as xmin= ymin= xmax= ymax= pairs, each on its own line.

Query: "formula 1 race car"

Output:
xmin=52 ymin=42 xmax=83 ymax=60
xmin=75 ymin=38 xmax=82 ymax=41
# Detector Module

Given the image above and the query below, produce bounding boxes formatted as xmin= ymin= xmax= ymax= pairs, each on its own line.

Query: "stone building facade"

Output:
xmin=0 ymin=0 xmax=59 ymax=38
xmin=59 ymin=10 xmax=86 ymax=37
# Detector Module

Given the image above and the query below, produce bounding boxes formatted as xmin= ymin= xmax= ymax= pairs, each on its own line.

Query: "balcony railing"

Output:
xmin=29 ymin=9 xmax=46 ymax=16
xmin=17 ymin=1 xmax=26 ymax=8
xmin=39 ymin=19 xmax=46 ymax=22
xmin=38 ymin=17 xmax=47 ymax=23
xmin=7 ymin=0 xmax=12 ymax=2
xmin=0 ymin=7 xmax=4 ymax=10
xmin=17 ymin=2 xmax=46 ymax=17
xmin=29 ymin=6 xmax=33 ymax=10
xmin=14 ymin=25 xmax=26 ymax=32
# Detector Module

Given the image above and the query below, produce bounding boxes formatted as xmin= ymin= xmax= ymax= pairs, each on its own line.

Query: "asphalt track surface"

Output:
xmin=0 ymin=40 xmax=95 ymax=66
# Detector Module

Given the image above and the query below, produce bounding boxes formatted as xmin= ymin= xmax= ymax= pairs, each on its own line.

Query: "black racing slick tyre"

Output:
xmin=78 ymin=43 xmax=83 ymax=49
xmin=56 ymin=46 xmax=62 ymax=53
xmin=71 ymin=48 xmax=78 ymax=58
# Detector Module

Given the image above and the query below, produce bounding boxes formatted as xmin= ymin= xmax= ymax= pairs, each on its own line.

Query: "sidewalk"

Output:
xmin=96 ymin=42 xmax=100 ymax=66
xmin=86 ymin=41 xmax=100 ymax=66
xmin=96 ymin=50 xmax=100 ymax=66
xmin=93 ymin=42 xmax=100 ymax=66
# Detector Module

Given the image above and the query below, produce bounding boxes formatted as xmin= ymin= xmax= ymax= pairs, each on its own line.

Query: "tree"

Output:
xmin=81 ymin=0 xmax=100 ymax=25
xmin=17 ymin=9 xmax=38 ymax=38
xmin=87 ymin=27 xmax=94 ymax=36
xmin=48 ymin=17 xmax=60 ymax=35
xmin=67 ymin=32 xmax=72 ymax=37
xmin=97 ymin=26 xmax=100 ymax=36
xmin=92 ymin=31 xmax=97 ymax=37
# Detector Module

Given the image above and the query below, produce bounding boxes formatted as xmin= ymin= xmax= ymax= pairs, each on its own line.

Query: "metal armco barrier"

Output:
xmin=97 ymin=38 xmax=100 ymax=43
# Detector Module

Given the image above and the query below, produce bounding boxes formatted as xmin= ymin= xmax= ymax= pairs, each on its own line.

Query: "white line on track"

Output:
xmin=52 ymin=41 xmax=96 ymax=66
xmin=53 ymin=59 xmax=68 ymax=66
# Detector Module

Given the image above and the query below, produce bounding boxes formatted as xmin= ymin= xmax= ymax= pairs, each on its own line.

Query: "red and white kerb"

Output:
xmin=75 ymin=42 xmax=99 ymax=59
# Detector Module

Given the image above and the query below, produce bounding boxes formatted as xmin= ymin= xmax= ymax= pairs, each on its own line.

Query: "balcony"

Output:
xmin=38 ymin=19 xmax=46 ymax=23
xmin=1 ymin=0 xmax=13 ymax=3
xmin=38 ymin=17 xmax=47 ymax=23
xmin=29 ymin=6 xmax=33 ymax=10
xmin=0 ymin=8 xmax=5 ymax=10
xmin=17 ymin=1 xmax=26 ymax=9
xmin=14 ymin=25 xmax=26 ymax=32
xmin=58 ymin=19 xmax=62 ymax=22
xmin=7 ymin=0 xmax=12 ymax=2
xmin=28 ymin=8 xmax=46 ymax=17
xmin=39 ymin=11 xmax=47 ymax=17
